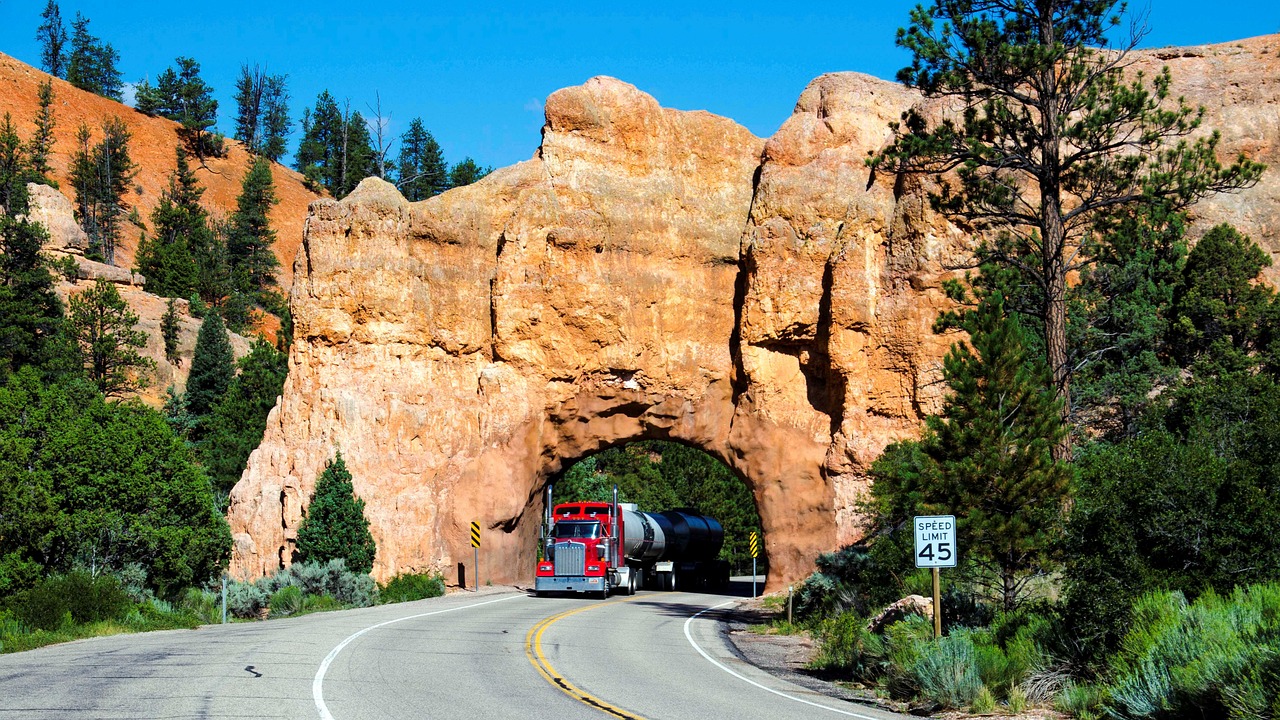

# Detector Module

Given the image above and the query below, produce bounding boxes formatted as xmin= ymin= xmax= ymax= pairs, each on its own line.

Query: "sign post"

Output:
xmin=470 ymin=521 xmax=481 ymax=591
xmin=748 ymin=531 xmax=760 ymax=598
xmin=913 ymin=514 xmax=957 ymax=638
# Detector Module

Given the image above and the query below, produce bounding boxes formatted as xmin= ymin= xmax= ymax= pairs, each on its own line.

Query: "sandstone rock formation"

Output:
xmin=229 ymin=37 xmax=1279 ymax=589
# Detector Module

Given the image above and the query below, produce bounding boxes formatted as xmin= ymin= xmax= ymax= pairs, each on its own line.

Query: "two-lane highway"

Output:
xmin=0 ymin=587 xmax=908 ymax=719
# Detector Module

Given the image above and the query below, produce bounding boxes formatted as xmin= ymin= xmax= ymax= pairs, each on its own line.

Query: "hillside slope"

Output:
xmin=0 ymin=51 xmax=320 ymax=289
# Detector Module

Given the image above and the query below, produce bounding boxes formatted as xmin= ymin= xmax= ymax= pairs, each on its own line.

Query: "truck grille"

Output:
xmin=553 ymin=542 xmax=585 ymax=576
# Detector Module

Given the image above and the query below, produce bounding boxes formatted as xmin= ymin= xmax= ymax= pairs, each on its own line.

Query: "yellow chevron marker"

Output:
xmin=470 ymin=521 xmax=481 ymax=548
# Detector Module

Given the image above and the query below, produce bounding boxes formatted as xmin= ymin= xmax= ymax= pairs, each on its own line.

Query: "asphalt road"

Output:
xmin=0 ymin=582 xmax=909 ymax=720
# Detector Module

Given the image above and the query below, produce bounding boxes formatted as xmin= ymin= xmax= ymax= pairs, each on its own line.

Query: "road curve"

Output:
xmin=0 ymin=586 xmax=909 ymax=720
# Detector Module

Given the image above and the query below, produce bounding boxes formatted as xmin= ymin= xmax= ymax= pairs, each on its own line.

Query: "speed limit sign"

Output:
xmin=914 ymin=515 xmax=957 ymax=568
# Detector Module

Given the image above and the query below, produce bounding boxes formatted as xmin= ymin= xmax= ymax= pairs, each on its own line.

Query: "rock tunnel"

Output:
xmin=226 ymin=75 xmax=964 ymax=590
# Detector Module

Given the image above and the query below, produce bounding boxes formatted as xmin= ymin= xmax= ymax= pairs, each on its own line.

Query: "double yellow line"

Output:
xmin=524 ymin=597 xmax=648 ymax=720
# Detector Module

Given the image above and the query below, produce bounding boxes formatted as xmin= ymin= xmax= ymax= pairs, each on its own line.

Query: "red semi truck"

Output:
xmin=534 ymin=487 xmax=730 ymax=598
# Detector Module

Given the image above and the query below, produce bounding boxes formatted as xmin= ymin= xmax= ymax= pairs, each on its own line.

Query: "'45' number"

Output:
xmin=918 ymin=542 xmax=953 ymax=563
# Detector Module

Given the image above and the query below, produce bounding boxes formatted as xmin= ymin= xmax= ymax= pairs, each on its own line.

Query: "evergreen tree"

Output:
xmin=234 ymin=65 xmax=291 ymax=161
xmin=294 ymin=451 xmax=377 ymax=574
xmin=870 ymin=271 xmax=1072 ymax=611
xmin=0 ymin=117 xmax=66 ymax=379
xmin=339 ymin=110 xmax=375 ymax=198
xmin=198 ymin=338 xmax=287 ymax=496
xmin=0 ymin=369 xmax=232 ymax=598
xmin=397 ymin=118 xmax=448 ymax=201
xmin=1171 ymin=224 xmax=1276 ymax=374
xmin=65 ymin=13 xmax=122 ymax=101
xmin=448 ymin=157 xmax=491 ymax=189
xmin=133 ymin=146 xmax=204 ymax=298
xmin=28 ymin=80 xmax=57 ymax=184
xmin=227 ymin=158 xmax=279 ymax=295
xmin=161 ymin=298 xmax=181 ymax=366
xmin=873 ymin=0 xmax=1264 ymax=454
xmin=260 ymin=74 xmax=292 ymax=162
xmin=295 ymin=91 xmax=343 ymax=194
xmin=67 ymin=278 xmax=154 ymax=397
xmin=135 ymin=58 xmax=221 ymax=159
xmin=185 ymin=310 xmax=234 ymax=424
xmin=68 ymin=118 xmax=136 ymax=265
xmin=36 ymin=1 xmax=68 ymax=78
xmin=194 ymin=215 xmax=232 ymax=309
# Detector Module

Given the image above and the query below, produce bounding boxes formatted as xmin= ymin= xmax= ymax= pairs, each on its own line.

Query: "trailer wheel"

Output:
xmin=627 ymin=573 xmax=636 ymax=595
xmin=665 ymin=572 xmax=676 ymax=592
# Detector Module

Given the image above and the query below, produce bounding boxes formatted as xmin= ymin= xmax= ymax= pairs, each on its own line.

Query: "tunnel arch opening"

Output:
xmin=537 ymin=439 xmax=767 ymax=596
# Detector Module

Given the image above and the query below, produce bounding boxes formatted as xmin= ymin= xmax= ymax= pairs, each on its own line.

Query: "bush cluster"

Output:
xmin=225 ymin=560 xmax=377 ymax=619
xmin=379 ymin=572 xmax=445 ymax=604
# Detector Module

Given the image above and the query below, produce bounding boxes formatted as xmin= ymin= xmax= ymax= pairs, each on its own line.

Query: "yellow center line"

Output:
xmin=525 ymin=595 xmax=649 ymax=720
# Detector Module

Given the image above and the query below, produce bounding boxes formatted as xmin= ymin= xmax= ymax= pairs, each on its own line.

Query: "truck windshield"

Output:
xmin=552 ymin=521 xmax=601 ymax=539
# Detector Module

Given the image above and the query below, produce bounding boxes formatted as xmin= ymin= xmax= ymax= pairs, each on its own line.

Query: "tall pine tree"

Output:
xmin=68 ymin=118 xmax=136 ymax=265
xmin=233 ymin=65 xmax=291 ymax=161
xmin=134 ymin=146 xmax=206 ymax=298
xmin=873 ymin=0 xmax=1264 ymax=455
xmin=295 ymin=91 xmax=343 ymax=194
xmin=198 ymin=338 xmax=287 ymax=496
xmin=135 ymin=58 xmax=221 ymax=159
xmin=28 ymin=80 xmax=57 ymax=184
xmin=65 ymin=13 xmax=122 ymax=101
xmin=36 ymin=1 xmax=67 ymax=79
xmin=68 ymin=278 xmax=154 ymax=397
xmin=227 ymin=158 xmax=279 ymax=297
xmin=185 ymin=310 xmax=234 ymax=426
xmin=397 ymin=118 xmax=448 ymax=201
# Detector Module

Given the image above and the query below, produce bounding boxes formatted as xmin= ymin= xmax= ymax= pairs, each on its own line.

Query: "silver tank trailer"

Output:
xmin=618 ymin=505 xmax=724 ymax=564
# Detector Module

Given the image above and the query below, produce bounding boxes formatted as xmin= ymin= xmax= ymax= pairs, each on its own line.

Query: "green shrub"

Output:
xmin=911 ymin=630 xmax=984 ymax=708
xmin=882 ymin=616 xmax=933 ymax=698
xmin=1100 ymin=584 xmax=1280 ymax=719
xmin=808 ymin=611 xmax=885 ymax=678
xmin=179 ymin=588 xmax=220 ymax=624
xmin=380 ymin=572 xmax=445 ymax=604
xmin=268 ymin=586 xmax=304 ymax=618
xmin=1007 ymin=685 xmax=1028 ymax=713
xmin=5 ymin=571 xmax=131 ymax=630
xmin=300 ymin=594 xmax=342 ymax=614
xmin=1056 ymin=682 xmax=1104 ymax=719
xmin=971 ymin=684 xmax=996 ymax=713
xmin=226 ymin=580 xmax=268 ymax=618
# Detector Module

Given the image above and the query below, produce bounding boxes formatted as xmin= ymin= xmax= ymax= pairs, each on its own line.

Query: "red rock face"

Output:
xmin=229 ymin=38 xmax=1279 ymax=589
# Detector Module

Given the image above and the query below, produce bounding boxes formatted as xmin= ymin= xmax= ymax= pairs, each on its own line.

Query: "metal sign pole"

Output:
xmin=752 ymin=557 xmax=757 ymax=598
xmin=474 ymin=546 xmax=479 ymax=591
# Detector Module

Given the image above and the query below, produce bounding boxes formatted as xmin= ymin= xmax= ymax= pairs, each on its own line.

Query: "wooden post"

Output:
xmin=932 ymin=567 xmax=942 ymax=638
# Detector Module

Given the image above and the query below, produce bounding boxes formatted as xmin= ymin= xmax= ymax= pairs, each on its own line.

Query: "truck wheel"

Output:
xmin=627 ymin=573 xmax=636 ymax=595
xmin=600 ymin=586 xmax=609 ymax=600
xmin=666 ymin=573 xmax=676 ymax=592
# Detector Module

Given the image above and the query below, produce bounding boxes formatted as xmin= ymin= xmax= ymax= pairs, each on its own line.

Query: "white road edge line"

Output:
xmin=682 ymin=600 xmax=886 ymax=720
xmin=314 ymin=593 xmax=524 ymax=720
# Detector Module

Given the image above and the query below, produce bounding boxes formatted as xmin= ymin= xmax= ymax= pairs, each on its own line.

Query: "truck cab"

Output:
xmin=534 ymin=502 xmax=626 ymax=598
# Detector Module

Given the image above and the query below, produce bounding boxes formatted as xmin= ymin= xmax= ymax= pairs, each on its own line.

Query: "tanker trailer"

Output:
xmin=533 ymin=486 xmax=731 ymax=597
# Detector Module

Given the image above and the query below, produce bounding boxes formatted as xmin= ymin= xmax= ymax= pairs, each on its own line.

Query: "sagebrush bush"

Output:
xmin=228 ymin=560 xmax=378 ymax=619
xmin=881 ymin=616 xmax=932 ymax=698
xmin=226 ymin=581 xmax=268 ymax=618
xmin=179 ymin=588 xmax=220 ymax=624
xmin=268 ymin=586 xmax=304 ymax=618
xmin=380 ymin=572 xmax=445 ymax=604
xmin=911 ymin=630 xmax=984 ymax=708
xmin=1101 ymin=583 xmax=1280 ymax=719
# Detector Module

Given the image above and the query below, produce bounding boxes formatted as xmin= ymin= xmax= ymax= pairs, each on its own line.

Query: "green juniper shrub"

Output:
xmin=294 ymin=452 xmax=377 ymax=575
xmin=380 ymin=572 xmax=445 ymax=604
xmin=7 ymin=571 xmax=132 ymax=630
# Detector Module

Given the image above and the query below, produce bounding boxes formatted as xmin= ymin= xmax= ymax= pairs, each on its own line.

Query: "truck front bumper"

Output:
xmin=535 ymin=575 xmax=604 ymax=593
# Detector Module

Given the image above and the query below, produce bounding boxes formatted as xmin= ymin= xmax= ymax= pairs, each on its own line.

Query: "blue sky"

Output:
xmin=1 ymin=1 xmax=1277 ymax=171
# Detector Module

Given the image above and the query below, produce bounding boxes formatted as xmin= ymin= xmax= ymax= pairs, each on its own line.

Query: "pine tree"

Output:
xmin=227 ymin=158 xmax=279 ymax=296
xmin=234 ymin=65 xmax=291 ymax=161
xmin=186 ymin=310 xmax=234 ymax=423
xmin=873 ymin=1 xmax=1265 ymax=456
xmin=65 ymin=13 xmax=122 ymax=101
xmin=339 ymin=109 xmax=375 ymax=198
xmin=397 ymin=118 xmax=448 ymax=201
xmin=68 ymin=279 xmax=154 ymax=397
xmin=0 ymin=116 xmax=66 ymax=378
xmin=135 ymin=58 xmax=221 ymax=159
xmin=28 ymin=80 xmax=57 ymax=183
xmin=870 ymin=270 xmax=1072 ymax=611
xmin=134 ymin=146 xmax=204 ymax=298
xmin=36 ymin=1 xmax=68 ymax=79
xmin=295 ymin=91 xmax=343 ymax=194
xmin=448 ymin=157 xmax=491 ymax=189
xmin=68 ymin=118 xmax=136 ymax=265
xmin=294 ymin=451 xmax=377 ymax=574
xmin=198 ymin=338 xmax=287 ymax=496
xmin=161 ymin=298 xmax=181 ymax=366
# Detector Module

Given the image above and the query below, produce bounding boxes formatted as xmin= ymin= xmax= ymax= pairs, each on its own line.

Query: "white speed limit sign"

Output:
xmin=914 ymin=515 xmax=957 ymax=568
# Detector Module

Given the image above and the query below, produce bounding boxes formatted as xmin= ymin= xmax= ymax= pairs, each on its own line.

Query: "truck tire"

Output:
xmin=627 ymin=573 xmax=636 ymax=595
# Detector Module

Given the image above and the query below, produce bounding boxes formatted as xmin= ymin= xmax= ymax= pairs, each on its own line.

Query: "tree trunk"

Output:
xmin=1039 ymin=5 xmax=1072 ymax=461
